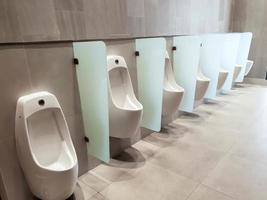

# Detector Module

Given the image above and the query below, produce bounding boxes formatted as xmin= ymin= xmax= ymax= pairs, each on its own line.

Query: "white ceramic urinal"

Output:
xmin=15 ymin=91 xmax=78 ymax=200
xmin=107 ymin=56 xmax=143 ymax=138
xmin=245 ymin=60 xmax=254 ymax=76
xmin=233 ymin=64 xmax=242 ymax=82
xmin=162 ymin=51 xmax=184 ymax=116
xmin=195 ymin=70 xmax=210 ymax=101
xmin=217 ymin=69 xmax=229 ymax=90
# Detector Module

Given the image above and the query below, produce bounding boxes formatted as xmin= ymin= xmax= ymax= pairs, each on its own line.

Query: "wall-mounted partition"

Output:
xmin=199 ymin=34 xmax=222 ymax=99
xmin=236 ymin=32 xmax=253 ymax=82
xmin=173 ymin=36 xmax=201 ymax=112
xmin=135 ymin=38 xmax=166 ymax=132
xmin=73 ymin=41 xmax=110 ymax=162
xmin=220 ymin=33 xmax=241 ymax=91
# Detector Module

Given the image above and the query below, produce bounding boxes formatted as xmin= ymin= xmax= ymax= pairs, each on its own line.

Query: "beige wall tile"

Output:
xmin=14 ymin=0 xmax=60 ymax=41
xmin=0 ymin=46 xmax=32 ymax=140
xmin=0 ymin=0 xmax=22 ymax=42
xmin=25 ymin=43 xmax=81 ymax=118
xmin=0 ymin=137 xmax=34 ymax=200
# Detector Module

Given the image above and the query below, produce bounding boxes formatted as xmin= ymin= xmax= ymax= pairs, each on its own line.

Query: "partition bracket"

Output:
xmin=84 ymin=136 xmax=90 ymax=143
xmin=73 ymin=58 xmax=79 ymax=65
xmin=172 ymin=46 xmax=176 ymax=51
xmin=135 ymin=51 xmax=140 ymax=56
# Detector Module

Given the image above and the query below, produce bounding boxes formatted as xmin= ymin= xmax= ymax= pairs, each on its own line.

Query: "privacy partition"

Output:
xmin=220 ymin=33 xmax=241 ymax=92
xmin=135 ymin=38 xmax=166 ymax=132
xmin=236 ymin=32 xmax=253 ymax=82
xmin=173 ymin=36 xmax=201 ymax=112
xmin=73 ymin=41 xmax=110 ymax=162
xmin=199 ymin=34 xmax=222 ymax=99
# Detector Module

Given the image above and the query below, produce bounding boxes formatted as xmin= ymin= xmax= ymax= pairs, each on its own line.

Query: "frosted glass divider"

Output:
xmin=173 ymin=36 xmax=201 ymax=112
xmin=221 ymin=33 xmax=241 ymax=91
xmin=135 ymin=38 xmax=166 ymax=132
xmin=236 ymin=32 xmax=253 ymax=82
xmin=73 ymin=41 xmax=110 ymax=162
xmin=199 ymin=34 xmax=222 ymax=99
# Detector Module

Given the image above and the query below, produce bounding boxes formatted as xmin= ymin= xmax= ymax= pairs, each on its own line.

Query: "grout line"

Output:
xmin=185 ymin=183 xmax=201 ymax=200
xmin=200 ymin=184 xmax=237 ymax=199
xmin=184 ymin=182 xmax=201 ymax=200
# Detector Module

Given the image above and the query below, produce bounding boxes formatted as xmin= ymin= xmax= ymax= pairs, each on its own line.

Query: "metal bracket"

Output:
xmin=73 ymin=58 xmax=79 ymax=65
xmin=84 ymin=136 xmax=90 ymax=143
xmin=172 ymin=46 xmax=176 ymax=51
xmin=135 ymin=51 xmax=140 ymax=56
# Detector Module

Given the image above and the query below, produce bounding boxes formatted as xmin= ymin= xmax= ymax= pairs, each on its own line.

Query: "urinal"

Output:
xmin=107 ymin=55 xmax=143 ymax=138
xmin=195 ymin=70 xmax=210 ymax=101
xmin=217 ymin=69 xmax=229 ymax=90
xmin=162 ymin=51 xmax=184 ymax=116
xmin=15 ymin=91 xmax=78 ymax=200
xmin=233 ymin=64 xmax=242 ymax=82
xmin=245 ymin=60 xmax=254 ymax=76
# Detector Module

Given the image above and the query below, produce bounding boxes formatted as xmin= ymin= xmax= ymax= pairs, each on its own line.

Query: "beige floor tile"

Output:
xmin=73 ymin=183 xmax=86 ymax=200
xmin=230 ymin=137 xmax=267 ymax=166
xmin=143 ymin=123 xmax=187 ymax=148
xmin=178 ymin=123 xmax=238 ymax=152
xmin=149 ymin=141 xmax=225 ymax=182
xmin=100 ymin=162 xmax=198 ymax=200
xmin=89 ymin=193 xmax=107 ymax=200
xmin=131 ymin=140 xmax=160 ymax=160
xmin=77 ymin=180 xmax=97 ymax=200
xmin=203 ymin=155 xmax=267 ymax=200
xmin=79 ymin=172 xmax=109 ymax=192
xmin=91 ymin=161 xmax=136 ymax=183
xmin=187 ymin=185 xmax=235 ymax=200
xmin=92 ymin=140 xmax=160 ymax=183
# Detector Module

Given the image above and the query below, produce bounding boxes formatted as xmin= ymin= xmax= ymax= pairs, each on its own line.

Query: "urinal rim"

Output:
xmin=22 ymin=108 xmax=78 ymax=172
xmin=107 ymin=57 xmax=143 ymax=112
xmin=164 ymin=55 xmax=184 ymax=93
xmin=197 ymin=75 xmax=210 ymax=82
xmin=245 ymin=60 xmax=254 ymax=75
xmin=16 ymin=92 xmax=78 ymax=173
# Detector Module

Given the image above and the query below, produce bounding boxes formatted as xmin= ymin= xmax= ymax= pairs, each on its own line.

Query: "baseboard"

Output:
xmin=244 ymin=77 xmax=267 ymax=86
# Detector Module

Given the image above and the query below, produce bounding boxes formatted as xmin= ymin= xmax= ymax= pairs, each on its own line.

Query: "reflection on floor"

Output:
xmin=76 ymin=84 xmax=267 ymax=200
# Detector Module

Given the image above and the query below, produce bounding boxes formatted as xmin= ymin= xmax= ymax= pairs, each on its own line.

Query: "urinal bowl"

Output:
xmin=109 ymin=105 xmax=143 ymax=138
xmin=25 ymin=167 xmax=78 ymax=200
xmin=15 ymin=92 xmax=78 ymax=200
xmin=233 ymin=64 xmax=242 ymax=82
xmin=107 ymin=56 xmax=143 ymax=138
xmin=217 ymin=70 xmax=229 ymax=90
xmin=245 ymin=60 xmax=254 ymax=76
xmin=195 ymin=73 xmax=210 ymax=101
xmin=162 ymin=51 xmax=184 ymax=116
xmin=162 ymin=90 xmax=184 ymax=116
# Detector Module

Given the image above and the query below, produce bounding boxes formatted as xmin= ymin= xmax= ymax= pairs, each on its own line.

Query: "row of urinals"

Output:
xmin=14 ymin=52 xmax=180 ymax=200
xmin=14 ymin=52 xmax=253 ymax=200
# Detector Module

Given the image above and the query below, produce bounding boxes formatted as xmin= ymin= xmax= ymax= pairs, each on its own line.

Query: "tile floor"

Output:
xmin=74 ymin=84 xmax=267 ymax=200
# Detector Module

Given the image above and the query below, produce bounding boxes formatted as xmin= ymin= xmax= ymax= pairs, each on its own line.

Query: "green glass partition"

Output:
xmin=236 ymin=32 xmax=253 ymax=82
xmin=135 ymin=38 xmax=166 ymax=132
xmin=221 ymin=33 xmax=241 ymax=91
xmin=173 ymin=36 xmax=201 ymax=112
xmin=73 ymin=41 xmax=109 ymax=162
xmin=199 ymin=34 xmax=222 ymax=99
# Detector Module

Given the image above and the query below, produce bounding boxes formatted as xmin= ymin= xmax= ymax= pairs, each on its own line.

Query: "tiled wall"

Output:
xmin=0 ymin=0 xmax=233 ymax=43
xmin=0 ymin=1 xmax=233 ymax=199
xmin=231 ymin=0 xmax=267 ymax=79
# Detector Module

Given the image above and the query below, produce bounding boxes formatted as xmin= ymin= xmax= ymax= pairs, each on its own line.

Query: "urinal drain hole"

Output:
xmin=115 ymin=59 xmax=119 ymax=64
xmin=38 ymin=99 xmax=45 ymax=106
